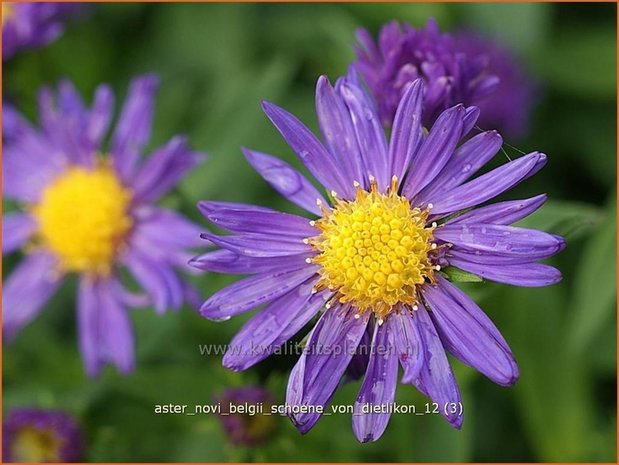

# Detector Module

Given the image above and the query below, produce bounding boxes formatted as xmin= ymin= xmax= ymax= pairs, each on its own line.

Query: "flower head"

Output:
xmin=3 ymin=2 xmax=84 ymax=60
xmin=2 ymin=75 xmax=206 ymax=376
xmin=354 ymin=19 xmax=533 ymax=137
xmin=194 ymin=73 xmax=564 ymax=442
xmin=451 ymin=30 xmax=536 ymax=139
xmin=3 ymin=408 xmax=83 ymax=462
xmin=214 ymin=387 xmax=277 ymax=446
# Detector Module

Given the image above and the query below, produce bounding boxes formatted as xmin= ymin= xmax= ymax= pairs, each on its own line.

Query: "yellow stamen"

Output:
xmin=310 ymin=181 xmax=436 ymax=319
xmin=32 ymin=164 xmax=133 ymax=276
xmin=11 ymin=427 xmax=61 ymax=463
xmin=2 ymin=3 xmax=14 ymax=26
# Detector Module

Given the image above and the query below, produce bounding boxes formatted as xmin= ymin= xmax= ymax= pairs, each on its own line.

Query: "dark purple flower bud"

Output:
xmin=214 ymin=387 xmax=278 ymax=446
xmin=3 ymin=408 xmax=84 ymax=462
xmin=354 ymin=19 xmax=535 ymax=138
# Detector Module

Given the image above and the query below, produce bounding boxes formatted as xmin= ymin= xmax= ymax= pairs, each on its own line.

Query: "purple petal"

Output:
xmin=200 ymin=231 xmax=311 ymax=258
xmin=352 ymin=321 xmax=399 ymax=443
xmin=181 ymin=279 xmax=202 ymax=311
xmin=379 ymin=20 xmax=403 ymax=58
xmin=388 ymin=79 xmax=424 ymax=182
xmin=338 ymin=80 xmax=390 ymax=191
xmin=389 ymin=310 xmax=423 ymax=382
xmin=61 ymin=80 xmax=113 ymax=152
xmin=109 ymin=278 xmax=150 ymax=309
xmin=401 ymin=104 xmax=465 ymax=199
xmin=223 ymin=282 xmax=328 ymax=370
xmin=77 ymin=277 xmax=135 ymax=377
xmin=407 ymin=305 xmax=463 ymax=428
xmin=197 ymin=200 xmax=273 ymax=216
xmin=423 ymin=77 xmax=450 ymax=124
xmin=462 ymin=106 xmax=480 ymax=138
xmin=57 ymin=79 xmax=87 ymax=119
xmin=346 ymin=324 xmax=372 ymax=381
xmin=446 ymin=258 xmax=562 ymax=287
xmin=3 ymin=213 xmax=36 ymax=254
xmin=129 ymin=207 xmax=203 ymax=276
xmin=315 ymin=76 xmax=364 ymax=191
xmin=3 ymin=133 xmax=68 ymax=203
xmin=435 ymin=224 xmax=565 ymax=261
xmin=189 ymin=249 xmax=312 ymax=275
xmin=355 ymin=27 xmax=382 ymax=70
xmin=427 ymin=152 xmax=547 ymax=215
xmin=38 ymin=84 xmax=93 ymax=167
xmin=471 ymin=75 xmax=500 ymax=101
xmin=3 ymin=103 xmax=32 ymax=141
xmin=77 ymin=279 xmax=103 ymax=376
xmin=131 ymin=136 xmax=204 ymax=202
xmin=123 ymin=249 xmax=184 ymax=314
xmin=447 ymin=248 xmax=558 ymax=266
xmin=418 ymin=130 xmax=502 ymax=201
xmin=422 ymin=277 xmax=519 ymax=386
xmin=261 ymin=101 xmax=351 ymax=196
xmin=86 ymin=84 xmax=115 ymax=149
xmin=198 ymin=201 xmax=316 ymax=237
xmin=111 ymin=74 xmax=159 ymax=181
xmin=447 ymin=194 xmax=547 ymax=226
xmin=243 ymin=148 xmax=327 ymax=216
xmin=286 ymin=306 xmax=371 ymax=433
xmin=3 ymin=252 xmax=62 ymax=339
xmin=200 ymin=265 xmax=318 ymax=321
xmin=132 ymin=206 xmax=204 ymax=251
xmin=56 ymin=80 xmax=95 ymax=160
xmin=346 ymin=64 xmax=364 ymax=86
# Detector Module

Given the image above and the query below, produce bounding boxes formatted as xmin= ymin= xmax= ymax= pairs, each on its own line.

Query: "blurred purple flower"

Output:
xmin=2 ymin=75 xmax=206 ymax=376
xmin=214 ymin=387 xmax=277 ymax=446
xmin=3 ymin=408 xmax=83 ymax=462
xmin=3 ymin=3 xmax=85 ymax=60
xmin=452 ymin=30 xmax=537 ymax=139
xmin=193 ymin=73 xmax=564 ymax=442
xmin=354 ymin=19 xmax=535 ymax=138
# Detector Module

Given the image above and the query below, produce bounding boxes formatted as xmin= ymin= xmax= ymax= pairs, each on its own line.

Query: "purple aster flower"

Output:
xmin=3 ymin=408 xmax=83 ymax=462
xmin=2 ymin=75 xmax=206 ymax=376
xmin=214 ymin=387 xmax=277 ymax=446
xmin=193 ymin=72 xmax=564 ymax=442
xmin=354 ymin=19 xmax=533 ymax=137
xmin=451 ymin=30 xmax=536 ymax=139
xmin=2 ymin=3 xmax=85 ymax=60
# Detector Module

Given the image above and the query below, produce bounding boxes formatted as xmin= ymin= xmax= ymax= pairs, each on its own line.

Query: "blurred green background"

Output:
xmin=3 ymin=2 xmax=617 ymax=462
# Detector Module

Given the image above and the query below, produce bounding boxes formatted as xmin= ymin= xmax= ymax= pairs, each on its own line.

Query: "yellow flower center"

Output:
xmin=32 ymin=164 xmax=133 ymax=276
xmin=11 ymin=427 xmax=62 ymax=462
xmin=2 ymin=3 xmax=14 ymax=25
xmin=310 ymin=177 xmax=436 ymax=319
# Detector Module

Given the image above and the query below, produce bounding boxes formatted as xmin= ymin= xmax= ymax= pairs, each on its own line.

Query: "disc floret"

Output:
xmin=308 ymin=176 xmax=436 ymax=319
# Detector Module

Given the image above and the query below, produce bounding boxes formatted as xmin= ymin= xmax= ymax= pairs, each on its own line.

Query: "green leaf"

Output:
xmin=442 ymin=266 xmax=483 ymax=283
xmin=515 ymin=199 xmax=604 ymax=241
xmin=494 ymin=285 xmax=599 ymax=461
xmin=459 ymin=3 xmax=552 ymax=54
xmin=566 ymin=196 xmax=617 ymax=353
xmin=346 ymin=3 xmax=453 ymax=31
xmin=178 ymin=56 xmax=295 ymax=202
xmin=532 ymin=27 xmax=617 ymax=99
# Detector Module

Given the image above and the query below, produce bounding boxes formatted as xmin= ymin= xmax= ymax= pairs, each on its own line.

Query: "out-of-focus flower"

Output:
xmin=2 ymin=75 xmax=206 ymax=376
xmin=3 ymin=408 xmax=83 ymax=462
xmin=451 ymin=30 xmax=536 ymax=139
xmin=193 ymin=72 xmax=564 ymax=442
xmin=3 ymin=2 xmax=85 ymax=60
xmin=214 ymin=387 xmax=277 ymax=446
xmin=354 ymin=19 xmax=535 ymax=138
